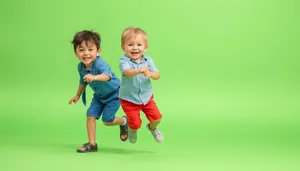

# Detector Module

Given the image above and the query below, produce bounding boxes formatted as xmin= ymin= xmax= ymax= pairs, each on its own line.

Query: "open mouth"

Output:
xmin=131 ymin=52 xmax=139 ymax=55
xmin=82 ymin=57 xmax=91 ymax=61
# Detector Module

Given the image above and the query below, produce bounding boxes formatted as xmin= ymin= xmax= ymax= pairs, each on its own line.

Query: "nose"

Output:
xmin=83 ymin=50 xmax=89 ymax=55
xmin=133 ymin=44 xmax=138 ymax=49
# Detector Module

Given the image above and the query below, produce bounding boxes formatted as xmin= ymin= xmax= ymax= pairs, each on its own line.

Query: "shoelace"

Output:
xmin=154 ymin=129 xmax=161 ymax=135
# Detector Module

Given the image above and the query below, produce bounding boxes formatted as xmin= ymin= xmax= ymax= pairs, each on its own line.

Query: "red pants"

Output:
xmin=120 ymin=95 xmax=162 ymax=130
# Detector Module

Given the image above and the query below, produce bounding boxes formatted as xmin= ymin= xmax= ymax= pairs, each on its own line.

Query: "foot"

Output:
xmin=77 ymin=142 xmax=98 ymax=153
xmin=120 ymin=116 xmax=128 ymax=141
xmin=146 ymin=124 xmax=164 ymax=143
xmin=128 ymin=129 xmax=137 ymax=144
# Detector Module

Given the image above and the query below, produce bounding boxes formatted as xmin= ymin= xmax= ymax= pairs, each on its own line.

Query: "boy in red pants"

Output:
xmin=118 ymin=26 xmax=164 ymax=143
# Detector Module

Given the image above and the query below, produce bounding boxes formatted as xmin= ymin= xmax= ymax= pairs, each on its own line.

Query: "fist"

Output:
xmin=83 ymin=74 xmax=95 ymax=82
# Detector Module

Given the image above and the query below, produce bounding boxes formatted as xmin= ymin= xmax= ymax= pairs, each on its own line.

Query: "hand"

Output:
xmin=83 ymin=74 xmax=95 ymax=83
xmin=68 ymin=96 xmax=79 ymax=105
xmin=142 ymin=70 xmax=152 ymax=78
xmin=138 ymin=67 xmax=150 ymax=74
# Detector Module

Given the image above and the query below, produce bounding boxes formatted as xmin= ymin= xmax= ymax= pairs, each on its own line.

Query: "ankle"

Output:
xmin=89 ymin=141 xmax=96 ymax=146
xmin=121 ymin=116 xmax=127 ymax=126
xmin=148 ymin=124 xmax=156 ymax=130
xmin=130 ymin=129 xmax=137 ymax=132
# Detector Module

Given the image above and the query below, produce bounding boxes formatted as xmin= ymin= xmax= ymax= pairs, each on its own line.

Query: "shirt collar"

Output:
xmin=124 ymin=53 xmax=148 ymax=63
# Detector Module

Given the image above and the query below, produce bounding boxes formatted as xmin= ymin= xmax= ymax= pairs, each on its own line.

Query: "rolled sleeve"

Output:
xmin=119 ymin=57 xmax=131 ymax=75
xmin=78 ymin=64 xmax=85 ymax=84
xmin=79 ymin=74 xmax=85 ymax=84
xmin=147 ymin=57 xmax=159 ymax=72
xmin=97 ymin=63 xmax=112 ymax=78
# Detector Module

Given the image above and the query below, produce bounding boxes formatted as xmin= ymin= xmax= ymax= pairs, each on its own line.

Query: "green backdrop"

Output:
xmin=1 ymin=0 xmax=299 ymax=171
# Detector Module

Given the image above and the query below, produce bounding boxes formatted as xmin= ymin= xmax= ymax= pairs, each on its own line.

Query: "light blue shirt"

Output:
xmin=119 ymin=54 xmax=159 ymax=105
xmin=78 ymin=56 xmax=120 ymax=105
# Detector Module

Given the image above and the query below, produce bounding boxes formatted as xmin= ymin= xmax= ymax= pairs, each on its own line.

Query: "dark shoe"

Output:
xmin=76 ymin=142 xmax=98 ymax=153
xmin=120 ymin=116 xmax=128 ymax=141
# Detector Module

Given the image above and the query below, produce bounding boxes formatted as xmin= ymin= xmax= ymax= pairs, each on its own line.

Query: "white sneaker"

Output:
xmin=146 ymin=124 xmax=164 ymax=143
xmin=128 ymin=129 xmax=137 ymax=144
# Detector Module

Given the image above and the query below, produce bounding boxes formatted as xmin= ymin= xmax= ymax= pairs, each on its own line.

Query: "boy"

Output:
xmin=118 ymin=26 xmax=164 ymax=143
xmin=69 ymin=30 xmax=128 ymax=152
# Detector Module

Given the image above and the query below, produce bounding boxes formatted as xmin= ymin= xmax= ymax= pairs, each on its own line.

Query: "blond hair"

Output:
xmin=121 ymin=26 xmax=148 ymax=45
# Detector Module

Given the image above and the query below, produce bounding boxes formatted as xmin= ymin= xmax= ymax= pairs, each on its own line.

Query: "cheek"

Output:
xmin=76 ymin=52 xmax=82 ymax=57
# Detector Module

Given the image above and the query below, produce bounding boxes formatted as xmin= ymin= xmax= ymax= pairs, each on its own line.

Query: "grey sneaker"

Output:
xmin=146 ymin=124 xmax=164 ymax=143
xmin=128 ymin=129 xmax=137 ymax=144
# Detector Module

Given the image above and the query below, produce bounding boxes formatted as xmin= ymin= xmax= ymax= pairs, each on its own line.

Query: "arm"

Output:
xmin=93 ymin=74 xmax=111 ymax=82
xmin=143 ymin=70 xmax=160 ymax=80
xmin=120 ymin=57 xmax=139 ymax=78
xmin=123 ymin=68 xmax=142 ymax=78
xmin=124 ymin=66 xmax=152 ymax=78
xmin=83 ymin=73 xmax=111 ymax=82
xmin=69 ymin=83 xmax=85 ymax=105
xmin=143 ymin=57 xmax=160 ymax=80
xmin=75 ymin=83 xmax=85 ymax=97
xmin=150 ymin=72 xmax=160 ymax=80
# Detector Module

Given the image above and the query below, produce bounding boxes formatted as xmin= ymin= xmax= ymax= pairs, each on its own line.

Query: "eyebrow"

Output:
xmin=77 ymin=45 xmax=95 ymax=48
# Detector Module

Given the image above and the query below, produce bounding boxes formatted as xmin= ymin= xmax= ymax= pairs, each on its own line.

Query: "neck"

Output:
xmin=85 ymin=63 xmax=93 ymax=70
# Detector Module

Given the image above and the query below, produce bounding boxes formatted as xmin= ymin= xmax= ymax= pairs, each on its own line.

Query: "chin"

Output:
xmin=130 ymin=56 xmax=142 ymax=59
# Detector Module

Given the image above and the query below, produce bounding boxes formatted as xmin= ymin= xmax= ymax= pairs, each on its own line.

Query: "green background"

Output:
xmin=1 ymin=0 xmax=299 ymax=170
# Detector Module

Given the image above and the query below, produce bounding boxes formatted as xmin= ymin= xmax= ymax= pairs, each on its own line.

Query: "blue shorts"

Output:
xmin=87 ymin=93 xmax=120 ymax=122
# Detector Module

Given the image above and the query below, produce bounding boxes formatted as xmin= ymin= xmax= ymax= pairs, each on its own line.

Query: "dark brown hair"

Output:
xmin=71 ymin=30 xmax=101 ymax=50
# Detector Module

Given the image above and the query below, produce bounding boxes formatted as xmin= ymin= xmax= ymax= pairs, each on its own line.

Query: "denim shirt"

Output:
xmin=119 ymin=54 xmax=158 ymax=105
xmin=78 ymin=56 xmax=120 ymax=104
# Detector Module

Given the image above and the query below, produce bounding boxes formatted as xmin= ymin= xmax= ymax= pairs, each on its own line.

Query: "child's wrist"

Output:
xmin=137 ymin=69 xmax=142 ymax=74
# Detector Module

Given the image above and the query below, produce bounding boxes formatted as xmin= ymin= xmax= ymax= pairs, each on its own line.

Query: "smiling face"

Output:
xmin=74 ymin=41 xmax=100 ymax=69
xmin=122 ymin=33 xmax=148 ymax=61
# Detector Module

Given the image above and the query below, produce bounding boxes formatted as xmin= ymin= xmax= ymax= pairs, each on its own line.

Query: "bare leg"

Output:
xmin=149 ymin=119 xmax=161 ymax=130
xmin=77 ymin=116 xmax=96 ymax=151
xmin=103 ymin=117 xmax=125 ymax=126
xmin=103 ymin=116 xmax=128 ymax=140
xmin=87 ymin=116 xmax=96 ymax=145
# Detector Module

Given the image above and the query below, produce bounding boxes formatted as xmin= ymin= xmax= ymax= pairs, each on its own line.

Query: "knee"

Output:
xmin=102 ymin=118 xmax=114 ymax=126
xmin=102 ymin=115 xmax=115 ymax=125
xmin=87 ymin=116 xmax=96 ymax=122
xmin=103 ymin=121 xmax=112 ymax=126
xmin=129 ymin=119 xmax=142 ymax=130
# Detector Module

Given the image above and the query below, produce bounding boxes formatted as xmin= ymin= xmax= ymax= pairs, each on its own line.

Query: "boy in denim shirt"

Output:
xmin=69 ymin=30 xmax=128 ymax=152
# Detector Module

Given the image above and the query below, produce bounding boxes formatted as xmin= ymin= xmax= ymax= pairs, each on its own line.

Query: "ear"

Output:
xmin=97 ymin=48 xmax=101 ymax=55
xmin=145 ymin=44 xmax=148 ymax=50
xmin=121 ymin=45 xmax=125 ymax=51
xmin=74 ymin=50 xmax=77 ymax=56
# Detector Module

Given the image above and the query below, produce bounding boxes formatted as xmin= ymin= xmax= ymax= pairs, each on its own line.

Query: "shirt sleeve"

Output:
xmin=96 ymin=62 xmax=113 ymax=78
xmin=147 ymin=57 xmax=159 ymax=72
xmin=77 ymin=63 xmax=85 ymax=84
xmin=119 ymin=57 xmax=131 ymax=75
